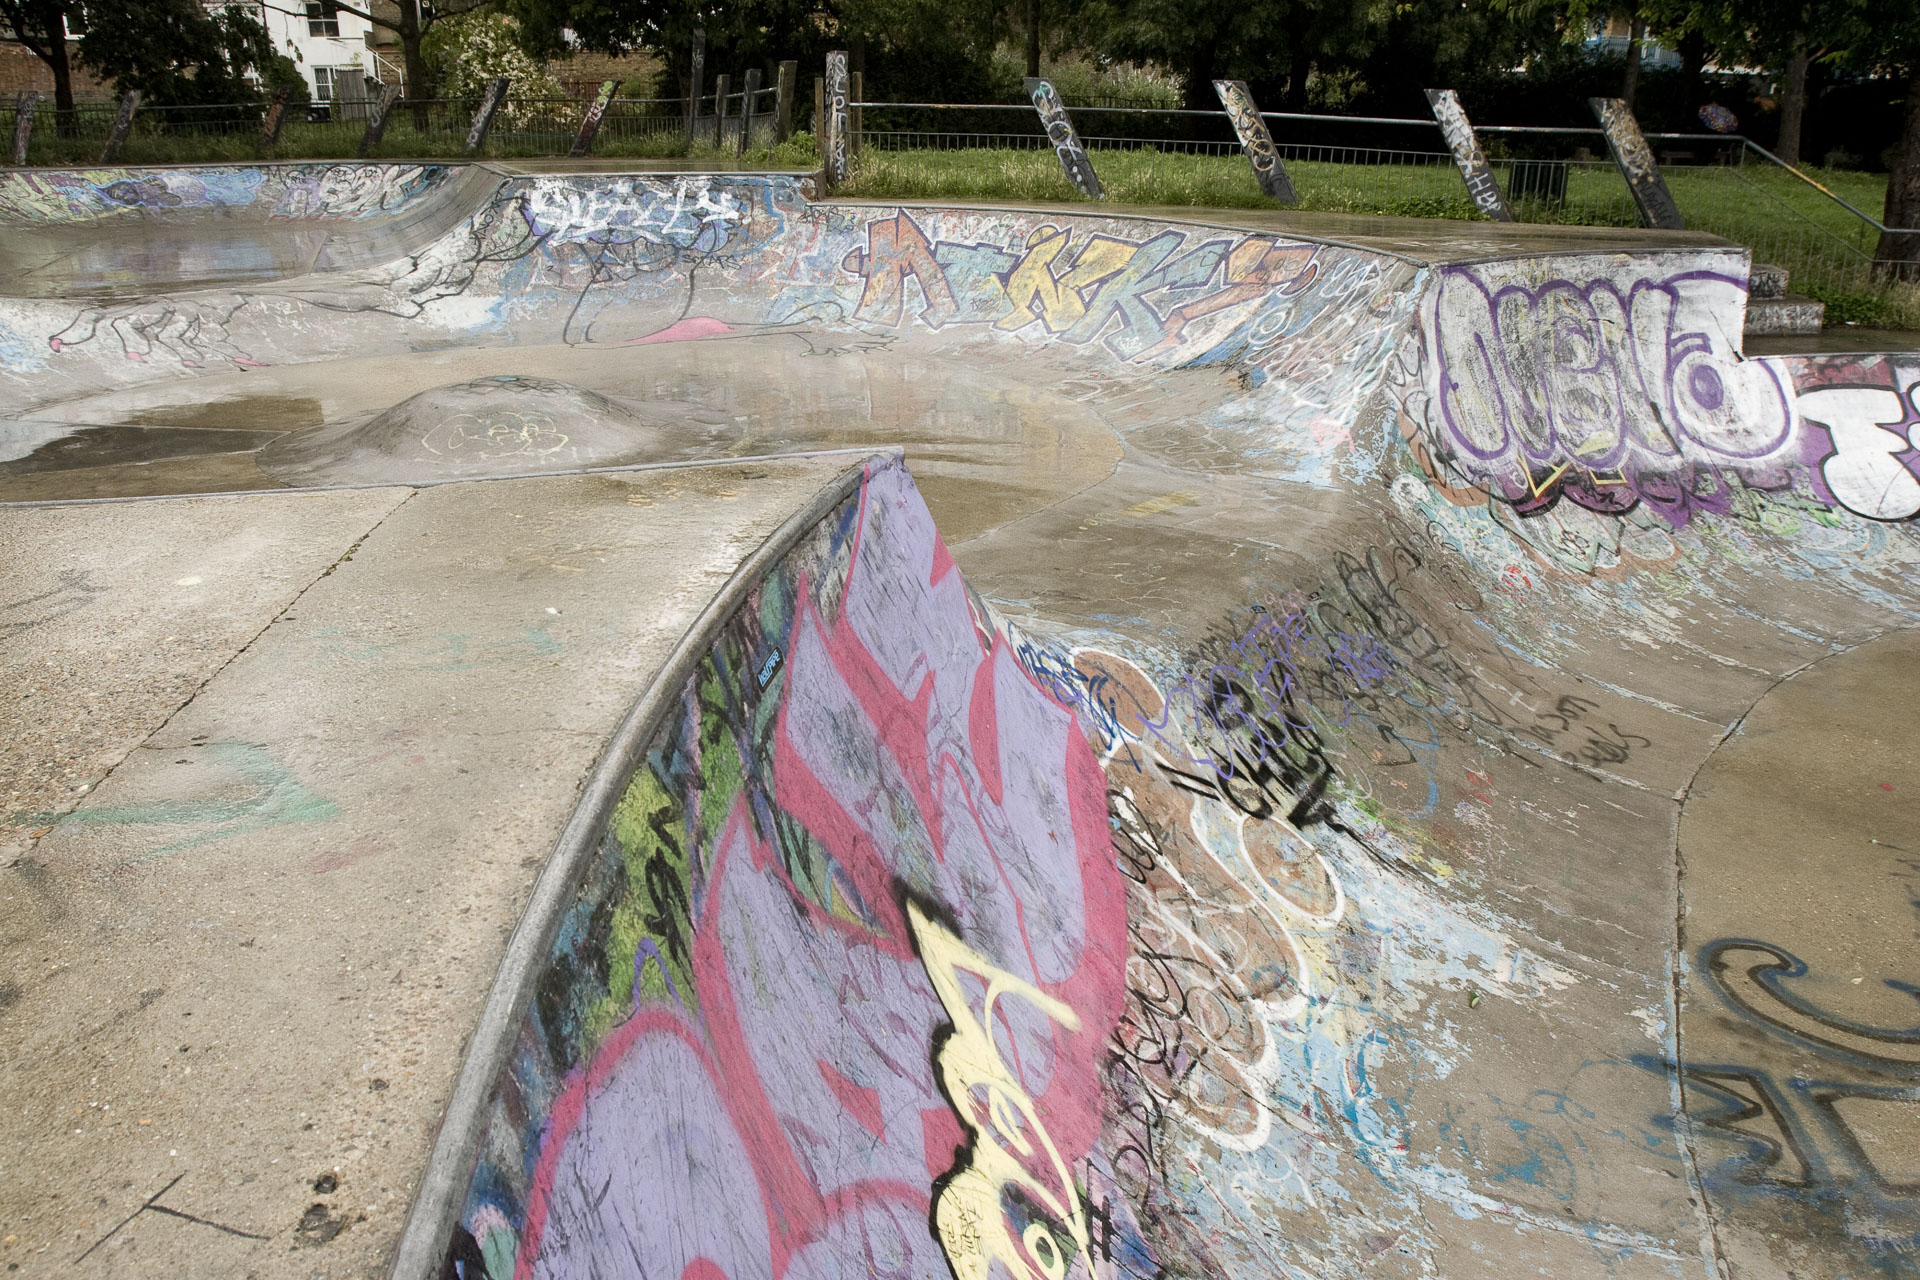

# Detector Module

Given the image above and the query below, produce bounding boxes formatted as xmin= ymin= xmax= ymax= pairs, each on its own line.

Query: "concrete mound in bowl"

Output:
xmin=258 ymin=374 xmax=674 ymax=486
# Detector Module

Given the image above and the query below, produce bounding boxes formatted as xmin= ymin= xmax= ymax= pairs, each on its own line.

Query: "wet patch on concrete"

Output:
xmin=120 ymin=395 xmax=325 ymax=433
xmin=0 ymin=425 xmax=286 ymax=477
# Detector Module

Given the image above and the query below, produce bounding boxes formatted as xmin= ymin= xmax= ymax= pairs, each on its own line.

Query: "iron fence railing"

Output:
xmin=836 ymin=100 xmax=1916 ymax=324
xmin=6 ymin=85 xmax=1914 ymax=323
xmin=4 ymin=89 xmax=798 ymax=167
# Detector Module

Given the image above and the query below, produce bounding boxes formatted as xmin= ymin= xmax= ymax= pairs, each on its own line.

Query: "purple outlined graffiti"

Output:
xmin=1794 ymin=359 xmax=1920 ymax=522
xmin=1401 ymin=260 xmax=1805 ymax=525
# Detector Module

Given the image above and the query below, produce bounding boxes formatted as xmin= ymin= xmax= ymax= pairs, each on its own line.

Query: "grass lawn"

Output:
xmin=14 ymin=111 xmax=1910 ymax=329
xmin=844 ymin=146 xmax=1914 ymax=328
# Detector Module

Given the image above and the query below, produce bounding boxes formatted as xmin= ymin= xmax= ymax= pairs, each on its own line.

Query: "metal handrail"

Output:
xmin=1737 ymin=137 xmax=1912 ymax=236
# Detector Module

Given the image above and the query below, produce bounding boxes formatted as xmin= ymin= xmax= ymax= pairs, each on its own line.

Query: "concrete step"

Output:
xmin=1746 ymin=292 xmax=1825 ymax=337
xmin=1750 ymin=262 xmax=1790 ymax=299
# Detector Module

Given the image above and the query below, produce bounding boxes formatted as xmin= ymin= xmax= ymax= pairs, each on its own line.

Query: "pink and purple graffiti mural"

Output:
xmin=449 ymin=459 xmax=1128 ymax=1280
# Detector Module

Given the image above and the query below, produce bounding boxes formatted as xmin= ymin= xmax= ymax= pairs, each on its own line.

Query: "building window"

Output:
xmin=306 ymin=1 xmax=340 ymax=37
xmin=312 ymin=66 xmax=335 ymax=101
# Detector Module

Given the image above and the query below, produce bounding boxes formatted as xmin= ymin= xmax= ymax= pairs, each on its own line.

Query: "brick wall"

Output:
xmin=0 ymin=40 xmax=115 ymax=102
xmin=551 ymin=50 xmax=661 ymax=99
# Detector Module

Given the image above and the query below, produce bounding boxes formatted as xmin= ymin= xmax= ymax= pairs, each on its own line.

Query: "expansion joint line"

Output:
xmin=25 ymin=489 xmax=420 ymax=854
xmin=75 ymin=1172 xmax=269 ymax=1262
xmin=1664 ymin=632 xmax=1891 ymax=1280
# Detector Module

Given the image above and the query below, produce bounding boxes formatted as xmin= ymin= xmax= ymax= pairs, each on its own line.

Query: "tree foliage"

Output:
xmin=74 ymin=0 xmax=297 ymax=105
xmin=424 ymin=9 xmax=568 ymax=101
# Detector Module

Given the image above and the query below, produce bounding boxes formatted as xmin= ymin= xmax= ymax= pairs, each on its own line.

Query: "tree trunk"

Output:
xmin=400 ymin=0 xmax=429 ymax=128
xmin=12 ymin=0 xmax=77 ymax=116
xmin=1283 ymin=0 xmax=1313 ymax=112
xmin=1878 ymin=65 xmax=1920 ymax=279
xmin=1621 ymin=13 xmax=1644 ymax=109
xmin=1025 ymin=0 xmax=1039 ymax=80
xmin=47 ymin=30 xmax=74 ymax=116
xmin=1677 ymin=29 xmax=1705 ymax=111
xmin=1776 ymin=39 xmax=1809 ymax=165
xmin=1181 ymin=40 xmax=1218 ymax=114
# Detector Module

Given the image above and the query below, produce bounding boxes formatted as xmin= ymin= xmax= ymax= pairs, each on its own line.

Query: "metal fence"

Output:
xmin=6 ymin=83 xmax=1912 ymax=325
xmin=836 ymin=99 xmax=1915 ymax=327
xmin=6 ymin=87 xmax=797 ymax=168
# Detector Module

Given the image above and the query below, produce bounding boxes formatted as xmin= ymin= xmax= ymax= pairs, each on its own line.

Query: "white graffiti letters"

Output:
xmin=1799 ymin=383 xmax=1920 ymax=521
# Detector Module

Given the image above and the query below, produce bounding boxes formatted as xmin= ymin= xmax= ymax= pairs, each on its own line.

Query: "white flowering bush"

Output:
xmin=424 ymin=11 xmax=567 ymax=121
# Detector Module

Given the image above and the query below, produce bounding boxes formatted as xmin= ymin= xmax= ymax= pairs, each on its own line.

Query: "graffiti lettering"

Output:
xmin=912 ymin=900 xmax=1091 ymax=1280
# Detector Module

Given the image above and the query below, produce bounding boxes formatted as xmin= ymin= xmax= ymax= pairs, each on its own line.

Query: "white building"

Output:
xmin=246 ymin=1 xmax=401 ymax=107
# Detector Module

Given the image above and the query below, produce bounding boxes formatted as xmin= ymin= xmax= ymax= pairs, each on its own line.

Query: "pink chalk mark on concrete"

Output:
xmin=625 ymin=316 xmax=736 ymax=345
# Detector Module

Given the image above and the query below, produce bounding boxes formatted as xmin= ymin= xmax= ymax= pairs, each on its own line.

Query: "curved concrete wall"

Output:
xmin=0 ymin=162 xmax=467 ymax=225
xmin=408 ymin=454 xmax=1129 ymax=1280
xmin=8 ymin=167 xmax=1920 ymax=1280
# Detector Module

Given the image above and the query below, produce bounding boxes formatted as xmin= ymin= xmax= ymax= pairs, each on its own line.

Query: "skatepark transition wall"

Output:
xmin=4 ymin=163 xmax=1920 ymax=1280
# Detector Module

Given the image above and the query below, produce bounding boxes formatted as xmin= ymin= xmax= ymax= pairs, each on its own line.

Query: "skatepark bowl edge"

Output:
xmin=4 ymin=160 xmax=1920 ymax=1280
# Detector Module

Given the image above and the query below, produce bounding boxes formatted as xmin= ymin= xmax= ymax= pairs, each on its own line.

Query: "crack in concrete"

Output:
xmin=23 ymin=488 xmax=420 ymax=857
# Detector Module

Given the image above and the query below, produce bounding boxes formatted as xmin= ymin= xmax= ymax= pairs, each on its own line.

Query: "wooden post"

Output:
xmin=10 ymin=91 xmax=39 ymax=167
xmin=1590 ymin=96 xmax=1684 ymax=229
xmin=739 ymin=68 xmax=761 ymax=155
xmin=98 ymin=90 xmax=141 ymax=164
xmin=814 ymin=76 xmax=825 ymax=157
xmin=711 ymin=73 xmax=728 ymax=149
xmin=1213 ymin=80 xmax=1295 ymax=204
xmin=775 ymin=61 xmax=796 ymax=142
xmin=571 ymin=79 xmax=618 ymax=157
xmin=687 ymin=29 xmax=704 ymax=142
xmin=258 ymin=86 xmax=293 ymax=154
xmin=823 ymin=52 xmax=849 ymax=187
xmin=463 ymin=76 xmax=509 ymax=154
xmin=849 ymin=70 xmax=862 ymax=155
xmin=1425 ymin=88 xmax=1510 ymax=221
xmin=1024 ymin=77 xmax=1101 ymax=198
xmin=358 ymin=83 xmax=402 ymax=157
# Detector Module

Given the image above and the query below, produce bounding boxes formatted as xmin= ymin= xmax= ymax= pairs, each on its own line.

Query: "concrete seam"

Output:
xmin=385 ymin=452 xmax=889 ymax=1280
xmin=15 ymin=486 xmax=419 ymax=857
xmin=1663 ymin=640 xmax=1860 ymax=1280
xmin=0 ymin=446 xmax=888 ymax=511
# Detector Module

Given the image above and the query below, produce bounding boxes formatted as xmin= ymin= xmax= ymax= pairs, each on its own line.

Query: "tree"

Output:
xmin=76 ymin=0 xmax=291 ymax=105
xmin=1845 ymin=0 xmax=1920 ymax=274
xmin=320 ymin=0 xmax=493 ymax=100
xmin=1682 ymin=0 xmax=1841 ymax=165
xmin=0 ymin=0 xmax=83 ymax=113
xmin=423 ymin=9 xmax=565 ymax=110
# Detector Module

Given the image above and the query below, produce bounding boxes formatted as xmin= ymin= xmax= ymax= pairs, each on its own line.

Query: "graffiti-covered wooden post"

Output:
xmin=1425 ymin=88 xmax=1510 ymax=222
xmin=1590 ymin=96 xmax=1684 ymax=230
xmin=823 ymin=51 xmax=850 ymax=189
xmin=711 ymin=73 xmax=729 ymax=148
xmin=571 ymin=80 xmax=618 ymax=157
xmin=358 ymin=83 xmax=402 ymax=157
xmin=463 ymin=77 xmax=509 ymax=155
xmin=98 ymin=90 xmax=141 ymax=164
xmin=687 ymin=29 xmax=705 ymax=143
xmin=739 ymin=68 xmax=761 ymax=155
xmin=1213 ymin=79 xmax=1294 ymax=204
xmin=775 ymin=60 xmax=796 ymax=142
xmin=10 ymin=91 xmax=39 ymax=167
xmin=1024 ymin=77 xmax=1102 ymax=199
xmin=813 ymin=77 xmax=825 ymax=156
xmin=258 ymin=86 xmax=293 ymax=155
xmin=849 ymin=72 xmax=862 ymax=156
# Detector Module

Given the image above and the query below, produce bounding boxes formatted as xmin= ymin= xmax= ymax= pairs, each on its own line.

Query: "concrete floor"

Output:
xmin=1 ymin=455 xmax=869 ymax=1277
xmin=3 ymin=170 xmax=1920 ymax=1279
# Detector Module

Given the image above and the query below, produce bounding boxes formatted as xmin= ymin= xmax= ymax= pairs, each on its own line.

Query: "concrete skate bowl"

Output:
xmin=4 ymin=166 xmax=1920 ymax=1280
xmin=0 ymin=162 xmax=503 ymax=299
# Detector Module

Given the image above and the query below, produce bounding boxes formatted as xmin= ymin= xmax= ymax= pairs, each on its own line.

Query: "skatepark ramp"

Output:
xmin=2 ymin=164 xmax=1919 ymax=1280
